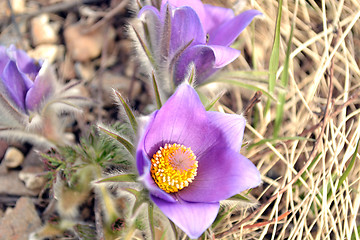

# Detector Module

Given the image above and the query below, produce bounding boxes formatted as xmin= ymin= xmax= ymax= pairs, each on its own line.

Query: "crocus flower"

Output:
xmin=136 ymin=83 xmax=261 ymax=238
xmin=0 ymin=45 xmax=55 ymax=113
xmin=0 ymin=45 xmax=87 ymax=147
xmin=138 ymin=0 xmax=261 ymax=85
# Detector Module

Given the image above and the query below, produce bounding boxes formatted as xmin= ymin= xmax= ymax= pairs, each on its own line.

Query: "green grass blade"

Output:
xmin=188 ymin=64 xmax=196 ymax=85
xmin=151 ymin=72 xmax=162 ymax=109
xmin=148 ymin=203 xmax=155 ymax=240
xmin=337 ymin=138 xmax=360 ymax=191
xmin=114 ymin=90 xmax=138 ymax=134
xmin=248 ymin=136 xmax=313 ymax=150
xmin=295 ymin=153 xmax=322 ymax=186
xmin=274 ymin=1 xmax=296 ymax=137
xmin=205 ymin=78 xmax=277 ymax=102
xmin=265 ymin=0 xmax=283 ymax=115
xmin=205 ymin=91 xmax=224 ymax=111
xmin=98 ymin=126 xmax=134 ymax=154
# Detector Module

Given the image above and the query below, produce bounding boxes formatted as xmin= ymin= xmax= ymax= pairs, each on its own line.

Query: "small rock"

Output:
xmin=11 ymin=0 xmax=26 ymax=14
xmin=64 ymin=23 xmax=115 ymax=62
xmin=31 ymin=14 xmax=58 ymax=46
xmin=23 ymin=149 xmax=42 ymax=168
xmin=27 ymin=44 xmax=63 ymax=63
xmin=0 ymin=197 xmax=42 ymax=240
xmin=0 ymin=171 xmax=39 ymax=196
xmin=3 ymin=147 xmax=24 ymax=168
xmin=19 ymin=166 xmax=46 ymax=190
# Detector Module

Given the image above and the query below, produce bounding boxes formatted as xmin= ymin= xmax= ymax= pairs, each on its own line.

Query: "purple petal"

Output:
xmin=143 ymin=84 xmax=220 ymax=157
xmin=25 ymin=62 xmax=55 ymax=111
xmin=136 ymin=112 xmax=178 ymax=203
xmin=206 ymin=111 xmax=246 ymax=152
xmin=151 ymin=195 xmax=219 ymax=239
xmin=8 ymin=45 xmax=41 ymax=83
xmin=170 ymin=6 xmax=206 ymax=55
xmin=208 ymin=10 xmax=262 ymax=46
xmin=178 ymin=147 xmax=261 ymax=202
xmin=1 ymin=61 xmax=27 ymax=111
xmin=161 ymin=0 xmax=206 ymax=24
xmin=202 ymin=4 xmax=234 ymax=34
xmin=138 ymin=6 xmax=162 ymax=50
xmin=0 ymin=46 xmax=10 ymax=72
xmin=136 ymin=112 xmax=157 ymax=175
xmin=174 ymin=45 xmax=240 ymax=84
xmin=139 ymin=165 xmax=177 ymax=202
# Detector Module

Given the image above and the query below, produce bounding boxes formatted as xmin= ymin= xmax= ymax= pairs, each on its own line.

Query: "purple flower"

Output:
xmin=0 ymin=45 xmax=55 ymax=113
xmin=138 ymin=0 xmax=261 ymax=85
xmin=136 ymin=83 xmax=261 ymax=238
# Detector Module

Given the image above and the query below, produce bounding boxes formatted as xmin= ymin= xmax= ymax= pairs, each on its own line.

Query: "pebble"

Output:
xmin=27 ymin=44 xmax=63 ymax=63
xmin=31 ymin=14 xmax=59 ymax=46
xmin=64 ymin=23 xmax=115 ymax=62
xmin=0 ymin=197 xmax=41 ymax=240
xmin=0 ymin=171 xmax=39 ymax=196
xmin=19 ymin=166 xmax=46 ymax=190
xmin=3 ymin=147 xmax=24 ymax=168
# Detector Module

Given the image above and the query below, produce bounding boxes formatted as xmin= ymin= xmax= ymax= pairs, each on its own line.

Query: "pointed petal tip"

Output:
xmin=151 ymin=195 xmax=220 ymax=239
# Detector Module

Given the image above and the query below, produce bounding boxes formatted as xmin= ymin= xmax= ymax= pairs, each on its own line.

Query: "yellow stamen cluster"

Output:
xmin=150 ymin=143 xmax=198 ymax=193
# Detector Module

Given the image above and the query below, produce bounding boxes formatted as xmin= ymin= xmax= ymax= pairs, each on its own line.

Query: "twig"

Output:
xmin=1 ymin=0 xmax=103 ymax=21
xmin=243 ymin=210 xmax=291 ymax=229
xmin=244 ymin=91 xmax=262 ymax=114
xmin=82 ymin=0 xmax=129 ymax=34
xmin=5 ymin=0 xmax=24 ymax=47
xmin=215 ymin=34 xmax=337 ymax=240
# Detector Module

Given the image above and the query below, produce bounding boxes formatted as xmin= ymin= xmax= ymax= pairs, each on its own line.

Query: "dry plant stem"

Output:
xmin=82 ymin=0 xmax=129 ymax=34
xmin=5 ymin=0 xmax=24 ymax=47
xmin=243 ymin=210 xmax=291 ymax=229
xmin=215 ymin=37 xmax=336 ymax=240
xmin=244 ymin=91 xmax=262 ymax=114
xmin=2 ymin=0 xmax=104 ymax=20
xmin=250 ymin=86 xmax=360 ymax=163
xmin=95 ymin=193 xmax=105 ymax=240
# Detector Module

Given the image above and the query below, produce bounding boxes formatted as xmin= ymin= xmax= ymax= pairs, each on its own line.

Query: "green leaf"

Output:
xmin=114 ymin=90 xmax=138 ymax=133
xmin=96 ymin=174 xmax=138 ymax=183
xmin=265 ymin=0 xmax=283 ymax=115
xmin=152 ymin=72 xmax=162 ymax=109
xmin=98 ymin=126 xmax=134 ymax=154
xmin=125 ymin=188 xmax=147 ymax=216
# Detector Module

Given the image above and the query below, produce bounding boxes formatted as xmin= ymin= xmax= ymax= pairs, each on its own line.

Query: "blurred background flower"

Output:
xmin=0 ymin=45 xmax=89 ymax=148
xmin=135 ymin=0 xmax=261 ymax=91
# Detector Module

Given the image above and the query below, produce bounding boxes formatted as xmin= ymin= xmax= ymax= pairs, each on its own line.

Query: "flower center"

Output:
xmin=150 ymin=143 xmax=198 ymax=193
